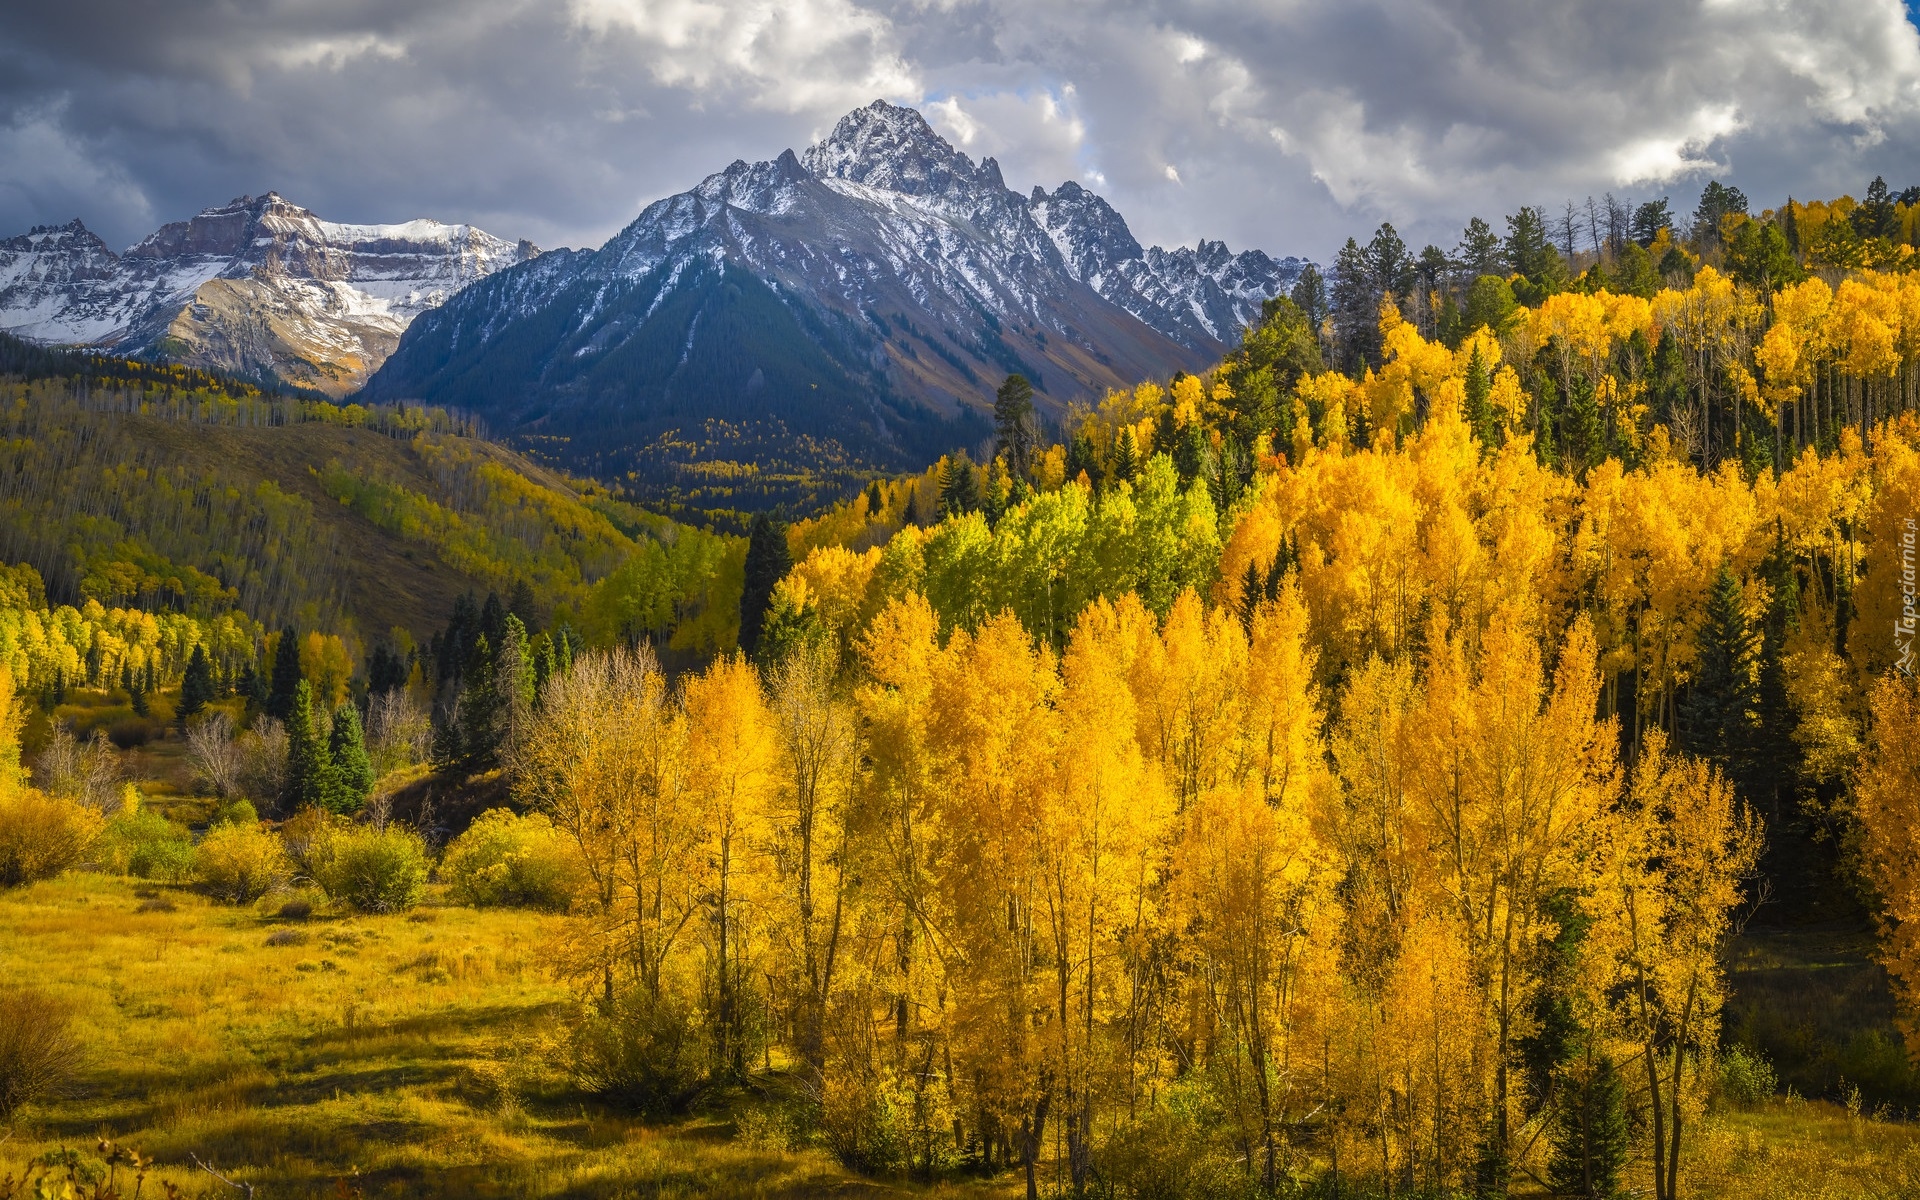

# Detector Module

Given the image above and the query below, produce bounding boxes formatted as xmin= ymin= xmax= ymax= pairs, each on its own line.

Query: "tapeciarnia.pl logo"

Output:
xmin=1900 ymin=516 xmax=1918 ymax=678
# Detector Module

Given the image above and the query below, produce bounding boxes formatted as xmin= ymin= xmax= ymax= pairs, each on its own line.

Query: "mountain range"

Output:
xmin=362 ymin=101 xmax=1307 ymax=502
xmin=0 ymin=101 xmax=1308 ymax=509
xmin=0 ymin=195 xmax=535 ymax=395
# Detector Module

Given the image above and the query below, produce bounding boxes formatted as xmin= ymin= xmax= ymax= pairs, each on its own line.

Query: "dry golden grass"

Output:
xmin=0 ymin=872 xmax=1017 ymax=1199
xmin=4 ymin=870 xmax=1911 ymax=1198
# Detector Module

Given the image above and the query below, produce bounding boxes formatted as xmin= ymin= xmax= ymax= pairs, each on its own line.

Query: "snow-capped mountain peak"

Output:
xmin=0 ymin=193 xmax=533 ymax=394
xmin=361 ymin=99 xmax=1313 ymax=491
xmin=801 ymin=100 xmax=998 ymax=199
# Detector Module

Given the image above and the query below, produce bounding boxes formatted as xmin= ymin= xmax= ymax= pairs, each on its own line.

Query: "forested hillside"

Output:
xmin=0 ymin=334 xmax=743 ymax=673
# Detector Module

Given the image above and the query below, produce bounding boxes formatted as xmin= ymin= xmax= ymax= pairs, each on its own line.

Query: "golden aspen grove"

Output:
xmin=13 ymin=185 xmax=1920 ymax=1200
xmin=491 ymin=190 xmax=1920 ymax=1197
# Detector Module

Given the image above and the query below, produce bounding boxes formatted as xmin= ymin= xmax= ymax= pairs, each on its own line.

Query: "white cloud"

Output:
xmin=267 ymin=35 xmax=408 ymax=73
xmin=0 ymin=104 xmax=154 ymax=244
xmin=4 ymin=0 xmax=1920 ymax=260
xmin=569 ymin=0 xmax=917 ymax=112
xmin=923 ymin=87 xmax=1088 ymax=188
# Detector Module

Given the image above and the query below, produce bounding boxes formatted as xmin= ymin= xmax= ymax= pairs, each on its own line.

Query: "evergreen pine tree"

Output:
xmin=285 ymin=680 xmax=334 ymax=812
xmin=1546 ymin=1053 xmax=1628 ymax=1200
xmin=1565 ymin=375 xmax=1604 ymax=477
xmin=939 ymin=451 xmax=980 ymax=517
xmin=267 ymin=626 xmax=303 ymax=722
xmin=993 ymin=373 xmax=1037 ymax=479
xmin=130 ymin=668 xmax=149 ymax=717
xmin=739 ymin=514 xmax=792 ymax=659
xmin=506 ymin=577 xmax=539 ymax=635
xmin=451 ymin=633 xmax=501 ymax=772
xmin=327 ymin=701 xmax=374 ymax=814
xmin=496 ymin=614 xmax=535 ymax=759
xmin=554 ymin=623 xmax=575 ymax=676
xmin=1681 ymin=565 xmax=1759 ymax=769
xmin=437 ymin=593 xmax=479 ymax=685
xmin=1064 ymin=432 xmax=1101 ymax=489
xmin=367 ymin=645 xmax=408 ymax=696
xmin=1111 ymin=427 xmax=1139 ymax=484
xmin=1174 ymin=422 xmax=1210 ymax=487
xmin=532 ymin=632 xmax=557 ymax=699
xmin=479 ymin=591 xmax=507 ymax=649
xmin=179 ymin=645 xmax=214 ymax=719
xmin=1464 ymin=343 xmax=1494 ymax=450
xmin=237 ymin=661 xmax=267 ymax=712
xmin=1238 ymin=558 xmax=1265 ymax=634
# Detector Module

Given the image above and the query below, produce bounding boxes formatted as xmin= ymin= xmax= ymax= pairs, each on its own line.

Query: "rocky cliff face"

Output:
xmin=0 ymin=194 xmax=533 ymax=394
xmin=363 ymin=101 xmax=1309 ymax=489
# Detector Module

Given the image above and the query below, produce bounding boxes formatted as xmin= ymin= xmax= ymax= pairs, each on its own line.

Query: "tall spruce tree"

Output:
xmin=367 ymin=645 xmax=408 ymax=696
xmin=285 ymin=680 xmax=334 ymax=812
xmin=739 ymin=514 xmax=792 ymax=660
xmin=267 ymin=626 xmax=303 ymax=722
xmin=1464 ymin=343 xmax=1495 ymax=449
xmin=450 ymin=632 xmax=501 ymax=772
xmin=327 ymin=701 xmax=374 ymax=813
xmin=1111 ymin=428 xmax=1140 ymax=484
xmin=496 ymin=614 xmax=535 ymax=759
xmin=1681 ymin=566 xmax=1759 ymax=770
xmin=993 ymin=374 xmax=1037 ymax=479
xmin=939 ymin=451 xmax=981 ymax=517
xmin=479 ymin=591 xmax=507 ymax=649
xmin=506 ymin=577 xmax=539 ymax=635
xmin=1547 ymin=1053 xmax=1628 ymax=1200
xmin=178 ymin=645 xmax=214 ymax=719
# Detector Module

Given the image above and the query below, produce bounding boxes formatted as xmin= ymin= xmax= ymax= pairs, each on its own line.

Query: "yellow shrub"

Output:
xmin=194 ymin=821 xmax=291 ymax=904
xmin=309 ymin=824 xmax=428 ymax=913
xmin=0 ymin=789 xmax=103 ymax=888
xmin=442 ymin=809 xmax=581 ymax=911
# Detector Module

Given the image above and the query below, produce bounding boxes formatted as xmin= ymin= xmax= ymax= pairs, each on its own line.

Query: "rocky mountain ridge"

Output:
xmin=0 ymin=194 xmax=534 ymax=394
xmin=362 ymin=100 xmax=1308 ymax=504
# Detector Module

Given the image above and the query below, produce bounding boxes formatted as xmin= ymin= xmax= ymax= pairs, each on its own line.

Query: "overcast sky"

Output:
xmin=4 ymin=0 xmax=1919 ymax=263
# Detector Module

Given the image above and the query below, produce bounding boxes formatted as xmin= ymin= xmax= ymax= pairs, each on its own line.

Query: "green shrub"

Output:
xmin=208 ymin=798 xmax=259 ymax=828
xmin=309 ymin=824 xmax=428 ymax=913
xmin=567 ymin=990 xmax=709 ymax=1115
xmin=441 ymin=808 xmax=580 ymax=910
xmin=195 ymin=821 xmax=291 ymax=904
xmin=1719 ymin=1044 xmax=1779 ymax=1109
xmin=1093 ymin=1091 xmax=1244 ymax=1200
xmin=102 ymin=809 xmax=196 ymax=882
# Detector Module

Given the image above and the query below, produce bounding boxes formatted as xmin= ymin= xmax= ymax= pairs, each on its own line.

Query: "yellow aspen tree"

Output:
xmin=682 ymin=654 xmax=782 ymax=1076
xmin=1586 ymin=733 xmax=1760 ymax=1200
xmin=855 ymin=595 xmax=946 ymax=1053
xmin=1129 ymin=589 xmax=1245 ymax=809
xmin=517 ymin=645 xmax=696 ymax=1005
xmin=765 ymin=642 xmax=861 ymax=1079
xmin=926 ymin=612 xmax=1059 ymax=1198
xmin=1042 ymin=596 xmax=1172 ymax=1192
xmin=1407 ymin=612 xmax=1616 ymax=1190
xmin=1174 ymin=633 xmax=1337 ymax=1197
xmin=1855 ymin=674 xmax=1920 ymax=1056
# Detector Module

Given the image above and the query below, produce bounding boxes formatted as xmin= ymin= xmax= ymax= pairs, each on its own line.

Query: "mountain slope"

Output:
xmin=362 ymin=101 xmax=1308 ymax=510
xmin=0 ymin=333 xmax=729 ymax=646
xmin=0 ymin=194 xmax=535 ymax=396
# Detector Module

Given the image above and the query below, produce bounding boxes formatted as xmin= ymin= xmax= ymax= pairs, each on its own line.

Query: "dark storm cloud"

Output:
xmin=4 ymin=0 xmax=1918 ymax=260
